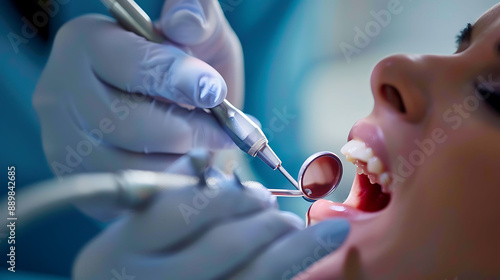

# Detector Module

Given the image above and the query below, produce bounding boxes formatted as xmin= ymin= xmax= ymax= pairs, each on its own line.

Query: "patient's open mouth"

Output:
xmin=341 ymin=139 xmax=391 ymax=212
xmin=307 ymin=122 xmax=393 ymax=225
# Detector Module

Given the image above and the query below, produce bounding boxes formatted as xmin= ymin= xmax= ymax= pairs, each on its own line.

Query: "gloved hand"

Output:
xmin=33 ymin=0 xmax=244 ymax=177
xmin=72 ymin=153 xmax=350 ymax=280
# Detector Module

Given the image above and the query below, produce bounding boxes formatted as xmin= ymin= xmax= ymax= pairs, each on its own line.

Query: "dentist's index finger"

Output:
xmin=85 ymin=80 xmax=236 ymax=153
xmin=232 ymin=219 xmax=351 ymax=280
xmin=153 ymin=210 xmax=304 ymax=280
xmin=115 ymin=178 xmax=278 ymax=253
xmin=64 ymin=14 xmax=227 ymax=109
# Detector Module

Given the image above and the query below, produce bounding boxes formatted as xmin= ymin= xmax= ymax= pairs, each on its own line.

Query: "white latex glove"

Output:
xmin=72 ymin=154 xmax=350 ymax=280
xmin=33 ymin=0 xmax=244 ymax=177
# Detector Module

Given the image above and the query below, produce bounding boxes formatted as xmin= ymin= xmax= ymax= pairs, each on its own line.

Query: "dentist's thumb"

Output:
xmin=157 ymin=0 xmax=244 ymax=108
xmin=159 ymin=0 xmax=226 ymax=46
xmin=232 ymin=218 xmax=350 ymax=280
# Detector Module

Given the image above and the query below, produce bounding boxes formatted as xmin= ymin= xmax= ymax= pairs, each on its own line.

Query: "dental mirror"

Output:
xmin=268 ymin=151 xmax=343 ymax=201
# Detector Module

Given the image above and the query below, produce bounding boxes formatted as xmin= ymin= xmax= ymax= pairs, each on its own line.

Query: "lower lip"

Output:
xmin=307 ymin=173 xmax=390 ymax=224
xmin=307 ymin=199 xmax=378 ymax=225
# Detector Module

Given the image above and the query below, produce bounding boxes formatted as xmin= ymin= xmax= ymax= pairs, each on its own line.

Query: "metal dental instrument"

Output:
xmin=0 ymin=152 xmax=342 ymax=232
xmin=99 ymin=0 xmax=298 ymax=188
xmin=0 ymin=170 xmax=200 ymax=226
xmin=268 ymin=152 xmax=343 ymax=201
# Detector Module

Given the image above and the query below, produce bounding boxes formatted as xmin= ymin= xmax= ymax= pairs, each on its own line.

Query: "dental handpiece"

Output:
xmin=99 ymin=0 xmax=299 ymax=188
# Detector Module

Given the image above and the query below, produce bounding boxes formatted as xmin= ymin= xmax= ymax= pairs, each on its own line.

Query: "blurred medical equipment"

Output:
xmin=3 ymin=151 xmax=343 ymax=226
xmin=0 ymin=148 xmax=350 ymax=279
xmin=6 ymin=170 xmax=195 ymax=225
xmin=99 ymin=0 xmax=299 ymax=187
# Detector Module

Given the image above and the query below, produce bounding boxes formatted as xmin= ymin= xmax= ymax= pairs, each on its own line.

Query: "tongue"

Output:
xmin=357 ymin=174 xmax=390 ymax=212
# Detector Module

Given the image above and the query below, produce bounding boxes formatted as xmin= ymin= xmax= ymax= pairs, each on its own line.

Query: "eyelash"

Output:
xmin=475 ymin=82 xmax=500 ymax=113
xmin=456 ymin=23 xmax=472 ymax=47
xmin=456 ymin=23 xmax=500 ymax=114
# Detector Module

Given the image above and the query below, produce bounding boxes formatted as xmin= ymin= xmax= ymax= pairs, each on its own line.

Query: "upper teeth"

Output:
xmin=341 ymin=140 xmax=392 ymax=193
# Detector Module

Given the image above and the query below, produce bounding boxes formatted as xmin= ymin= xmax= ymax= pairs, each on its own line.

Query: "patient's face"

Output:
xmin=304 ymin=3 xmax=500 ymax=279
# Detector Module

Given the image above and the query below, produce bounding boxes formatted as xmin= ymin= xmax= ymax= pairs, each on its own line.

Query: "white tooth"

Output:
xmin=346 ymin=155 xmax=354 ymax=162
xmin=357 ymin=166 xmax=364 ymax=175
xmin=379 ymin=172 xmax=391 ymax=191
xmin=386 ymin=184 xmax=395 ymax=194
xmin=381 ymin=183 xmax=391 ymax=194
xmin=367 ymin=156 xmax=383 ymax=174
xmin=355 ymin=147 xmax=374 ymax=162
xmin=341 ymin=140 xmax=374 ymax=162
xmin=368 ymin=174 xmax=377 ymax=184
xmin=379 ymin=172 xmax=390 ymax=185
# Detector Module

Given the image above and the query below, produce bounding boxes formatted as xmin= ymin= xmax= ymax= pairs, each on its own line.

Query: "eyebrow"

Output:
xmin=456 ymin=23 xmax=473 ymax=47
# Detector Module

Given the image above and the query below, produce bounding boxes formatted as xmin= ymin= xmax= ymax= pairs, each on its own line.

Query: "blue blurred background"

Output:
xmin=0 ymin=0 xmax=498 ymax=278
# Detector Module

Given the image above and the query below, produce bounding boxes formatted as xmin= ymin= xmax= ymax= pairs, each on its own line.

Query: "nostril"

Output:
xmin=381 ymin=84 xmax=406 ymax=114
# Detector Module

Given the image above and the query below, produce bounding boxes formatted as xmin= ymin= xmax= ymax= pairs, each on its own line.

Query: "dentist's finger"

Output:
xmin=133 ymin=209 xmax=303 ymax=280
xmin=158 ymin=0 xmax=244 ymax=107
xmin=74 ymin=150 xmax=220 ymax=221
xmin=81 ymin=85 xmax=235 ymax=153
xmin=55 ymin=14 xmax=226 ymax=109
xmin=160 ymin=0 xmax=213 ymax=46
xmin=232 ymin=218 xmax=350 ymax=280
xmin=39 ymin=67 xmax=235 ymax=154
xmin=116 ymin=177 xmax=277 ymax=252
xmin=159 ymin=0 xmax=229 ymax=47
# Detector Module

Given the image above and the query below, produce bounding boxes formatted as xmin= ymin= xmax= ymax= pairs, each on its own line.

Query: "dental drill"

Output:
xmin=0 ymin=171 xmax=197 ymax=226
xmin=99 ymin=0 xmax=299 ymax=189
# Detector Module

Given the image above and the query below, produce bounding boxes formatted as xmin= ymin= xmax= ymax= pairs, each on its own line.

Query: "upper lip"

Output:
xmin=347 ymin=120 xmax=391 ymax=174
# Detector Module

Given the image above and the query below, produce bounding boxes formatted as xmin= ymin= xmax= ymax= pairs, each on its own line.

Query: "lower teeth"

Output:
xmin=353 ymin=160 xmax=392 ymax=192
xmin=368 ymin=174 xmax=377 ymax=184
xmin=357 ymin=166 xmax=365 ymax=175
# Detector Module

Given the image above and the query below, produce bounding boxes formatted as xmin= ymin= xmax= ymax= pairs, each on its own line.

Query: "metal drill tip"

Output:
xmin=278 ymin=165 xmax=299 ymax=190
